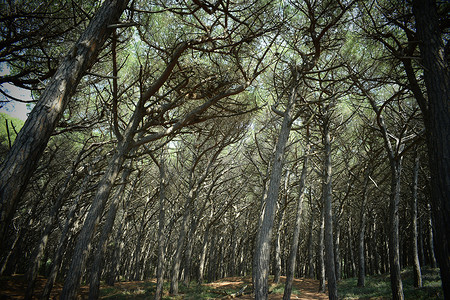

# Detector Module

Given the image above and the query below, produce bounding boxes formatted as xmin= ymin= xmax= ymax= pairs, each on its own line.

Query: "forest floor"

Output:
xmin=0 ymin=275 xmax=326 ymax=299
xmin=0 ymin=267 xmax=443 ymax=299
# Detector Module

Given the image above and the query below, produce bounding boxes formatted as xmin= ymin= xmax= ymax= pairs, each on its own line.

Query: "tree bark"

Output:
xmin=40 ymin=169 xmax=92 ymax=300
xmin=88 ymin=166 xmax=133 ymax=300
xmin=388 ymin=159 xmax=404 ymax=300
xmin=283 ymin=149 xmax=308 ymax=300
xmin=411 ymin=150 xmax=422 ymax=288
xmin=357 ymin=169 xmax=370 ymax=287
xmin=318 ymin=210 xmax=325 ymax=293
xmin=0 ymin=0 xmax=130 ymax=242
xmin=412 ymin=1 xmax=450 ymax=297
xmin=322 ymin=115 xmax=338 ymax=300
xmin=154 ymin=153 xmax=167 ymax=300
xmin=254 ymin=78 xmax=295 ymax=299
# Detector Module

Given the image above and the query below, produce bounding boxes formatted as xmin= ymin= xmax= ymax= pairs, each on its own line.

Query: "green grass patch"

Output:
xmin=338 ymin=267 xmax=443 ymax=299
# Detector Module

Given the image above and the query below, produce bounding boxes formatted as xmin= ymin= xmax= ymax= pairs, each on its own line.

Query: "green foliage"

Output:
xmin=338 ymin=267 xmax=444 ymax=299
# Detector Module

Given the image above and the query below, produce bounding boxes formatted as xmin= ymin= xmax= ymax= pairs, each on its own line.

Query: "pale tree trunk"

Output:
xmin=307 ymin=202 xmax=315 ymax=278
xmin=273 ymin=200 xmax=286 ymax=284
xmin=357 ymin=168 xmax=370 ymax=287
xmin=88 ymin=166 xmax=133 ymax=300
xmin=334 ymin=222 xmax=341 ymax=282
xmin=412 ymin=2 xmax=450 ymax=297
xmin=283 ymin=147 xmax=308 ymax=300
xmin=388 ymin=159 xmax=404 ymax=300
xmin=411 ymin=150 xmax=422 ymax=288
xmin=427 ymin=204 xmax=437 ymax=268
xmin=254 ymin=71 xmax=296 ymax=300
xmin=318 ymin=210 xmax=325 ymax=293
xmin=155 ymin=153 xmax=167 ymax=300
xmin=0 ymin=0 xmax=130 ymax=242
xmin=169 ymin=197 xmax=192 ymax=295
xmin=322 ymin=115 xmax=338 ymax=300
xmin=198 ymin=227 xmax=210 ymax=283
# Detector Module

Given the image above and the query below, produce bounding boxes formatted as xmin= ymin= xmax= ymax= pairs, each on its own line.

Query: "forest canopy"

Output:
xmin=0 ymin=1 xmax=448 ymax=300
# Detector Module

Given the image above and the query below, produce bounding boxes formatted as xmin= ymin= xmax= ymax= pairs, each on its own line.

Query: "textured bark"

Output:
xmin=412 ymin=1 xmax=450 ymax=297
xmin=154 ymin=155 xmax=167 ymax=300
xmin=88 ymin=166 xmax=132 ymax=300
xmin=322 ymin=116 xmax=338 ymax=300
xmin=388 ymin=159 xmax=404 ymax=300
xmin=254 ymin=78 xmax=295 ymax=300
xmin=170 ymin=196 xmax=192 ymax=295
xmin=60 ymin=143 xmax=130 ymax=299
xmin=283 ymin=150 xmax=308 ymax=300
xmin=273 ymin=202 xmax=286 ymax=284
xmin=0 ymin=0 xmax=130 ymax=242
xmin=427 ymin=203 xmax=437 ymax=268
xmin=307 ymin=208 xmax=315 ymax=278
xmin=357 ymin=169 xmax=370 ymax=287
xmin=411 ymin=152 xmax=422 ymax=288
xmin=40 ymin=170 xmax=91 ymax=300
xmin=318 ymin=211 xmax=325 ymax=293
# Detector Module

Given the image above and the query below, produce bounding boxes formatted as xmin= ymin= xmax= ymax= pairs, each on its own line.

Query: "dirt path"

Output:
xmin=206 ymin=276 xmax=329 ymax=299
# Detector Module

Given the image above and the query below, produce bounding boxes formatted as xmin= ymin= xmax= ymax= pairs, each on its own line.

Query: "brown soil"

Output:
xmin=0 ymin=275 xmax=328 ymax=299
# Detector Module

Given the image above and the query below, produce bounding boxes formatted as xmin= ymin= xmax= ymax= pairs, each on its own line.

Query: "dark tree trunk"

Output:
xmin=412 ymin=1 xmax=450 ymax=297
xmin=0 ymin=0 xmax=130 ymax=242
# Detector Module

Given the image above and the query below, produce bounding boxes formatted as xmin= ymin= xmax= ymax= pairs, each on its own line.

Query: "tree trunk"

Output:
xmin=40 ymin=169 xmax=91 ymax=300
xmin=254 ymin=72 xmax=296 ymax=300
xmin=357 ymin=169 xmax=370 ymax=287
xmin=169 ymin=198 xmax=192 ymax=295
xmin=307 ymin=203 xmax=315 ymax=278
xmin=89 ymin=166 xmax=133 ymax=300
xmin=155 ymin=154 xmax=167 ymax=300
xmin=318 ymin=210 xmax=325 ymax=293
xmin=60 ymin=144 xmax=130 ymax=299
xmin=0 ymin=0 xmax=129 ymax=242
xmin=428 ymin=204 xmax=437 ymax=268
xmin=412 ymin=2 xmax=450 ymax=297
xmin=388 ymin=159 xmax=404 ymax=300
xmin=198 ymin=228 xmax=210 ymax=283
xmin=411 ymin=151 xmax=422 ymax=288
xmin=322 ymin=116 xmax=338 ymax=300
xmin=283 ymin=149 xmax=308 ymax=300
xmin=273 ymin=202 xmax=286 ymax=284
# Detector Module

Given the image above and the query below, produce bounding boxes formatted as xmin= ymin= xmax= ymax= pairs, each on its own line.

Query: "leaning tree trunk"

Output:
xmin=60 ymin=139 xmax=132 ymax=299
xmin=322 ymin=115 xmax=338 ymax=300
xmin=0 ymin=0 xmax=130 ymax=243
xmin=412 ymin=1 xmax=450 ymax=297
xmin=88 ymin=166 xmax=133 ymax=300
xmin=40 ymin=169 xmax=92 ymax=300
xmin=254 ymin=71 xmax=296 ymax=300
xmin=283 ymin=148 xmax=308 ymax=300
xmin=411 ymin=150 xmax=422 ymax=288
